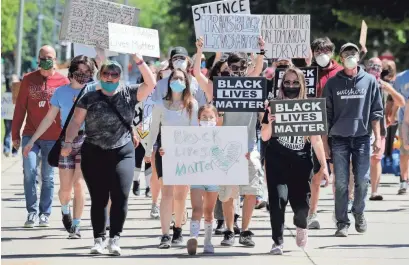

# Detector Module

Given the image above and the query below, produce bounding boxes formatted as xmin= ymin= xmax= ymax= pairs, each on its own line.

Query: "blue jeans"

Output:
xmin=22 ymin=136 xmax=56 ymax=216
xmin=332 ymin=136 xmax=370 ymax=226
xmin=3 ymin=120 xmax=17 ymax=155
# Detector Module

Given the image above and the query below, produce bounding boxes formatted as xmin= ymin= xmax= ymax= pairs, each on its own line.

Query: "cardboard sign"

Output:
xmin=108 ymin=23 xmax=160 ymax=58
xmin=359 ymin=20 xmax=368 ymax=48
xmin=1 ymin=93 xmax=15 ymax=120
xmin=73 ymin=43 xmax=118 ymax=57
xmin=272 ymin=66 xmax=318 ymax=98
xmin=261 ymin=15 xmax=311 ymax=58
xmin=11 ymin=81 xmax=21 ymax=104
xmin=161 ymin=126 xmax=249 ymax=185
xmin=192 ymin=0 xmax=250 ymax=37
xmin=213 ymin=77 xmax=266 ymax=112
xmin=198 ymin=14 xmax=261 ymax=52
xmin=133 ymin=93 xmax=155 ymax=150
xmin=269 ymin=98 xmax=327 ymax=136
xmin=59 ymin=0 xmax=140 ymax=49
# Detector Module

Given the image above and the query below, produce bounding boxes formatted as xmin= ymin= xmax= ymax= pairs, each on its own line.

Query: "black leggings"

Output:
xmin=81 ymin=141 xmax=135 ymax=239
xmin=265 ymin=151 xmax=312 ymax=245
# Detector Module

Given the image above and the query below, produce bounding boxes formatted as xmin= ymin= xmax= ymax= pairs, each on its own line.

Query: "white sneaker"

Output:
xmin=203 ymin=244 xmax=215 ymax=254
xmin=307 ymin=213 xmax=320 ymax=229
xmin=150 ymin=203 xmax=160 ymax=219
xmin=107 ymin=236 xmax=121 ymax=256
xmin=296 ymin=227 xmax=308 ymax=248
xmin=270 ymin=243 xmax=283 ymax=255
xmin=90 ymin=238 xmax=106 ymax=254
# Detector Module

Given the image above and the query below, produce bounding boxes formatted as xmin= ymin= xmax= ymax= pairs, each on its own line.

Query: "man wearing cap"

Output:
xmin=323 ymin=43 xmax=383 ymax=237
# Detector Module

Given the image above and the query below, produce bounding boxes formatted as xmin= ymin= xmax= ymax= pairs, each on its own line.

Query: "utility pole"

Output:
xmin=36 ymin=0 xmax=44 ymax=55
xmin=15 ymin=0 xmax=25 ymax=77
xmin=123 ymin=0 xmax=130 ymax=84
xmin=52 ymin=0 xmax=58 ymax=45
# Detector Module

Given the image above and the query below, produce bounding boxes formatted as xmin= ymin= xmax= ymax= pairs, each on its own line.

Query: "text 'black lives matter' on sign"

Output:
xmin=270 ymin=98 xmax=327 ymax=137
xmin=214 ymin=77 xmax=266 ymax=112
xmin=199 ymin=14 xmax=261 ymax=52
xmin=272 ymin=66 xmax=318 ymax=98
xmin=192 ymin=0 xmax=250 ymax=38
xmin=261 ymin=15 xmax=310 ymax=59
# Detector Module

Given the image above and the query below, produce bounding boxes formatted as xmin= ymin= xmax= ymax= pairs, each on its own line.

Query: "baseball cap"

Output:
xmin=340 ymin=43 xmax=359 ymax=54
xmin=170 ymin=46 xmax=188 ymax=58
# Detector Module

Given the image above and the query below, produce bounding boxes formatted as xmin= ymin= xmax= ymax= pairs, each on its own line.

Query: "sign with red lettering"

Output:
xmin=269 ymin=98 xmax=327 ymax=136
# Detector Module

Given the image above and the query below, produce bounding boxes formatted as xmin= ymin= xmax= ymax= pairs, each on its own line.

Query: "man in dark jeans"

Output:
xmin=323 ymin=43 xmax=383 ymax=237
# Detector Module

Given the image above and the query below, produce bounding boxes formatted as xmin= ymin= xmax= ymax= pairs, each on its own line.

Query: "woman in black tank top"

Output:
xmin=260 ymin=67 xmax=329 ymax=255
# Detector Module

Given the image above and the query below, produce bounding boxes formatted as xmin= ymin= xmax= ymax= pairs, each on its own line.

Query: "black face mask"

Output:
xmin=381 ymin=70 xmax=390 ymax=80
xmin=282 ymin=86 xmax=301 ymax=99
xmin=276 ymin=65 xmax=289 ymax=69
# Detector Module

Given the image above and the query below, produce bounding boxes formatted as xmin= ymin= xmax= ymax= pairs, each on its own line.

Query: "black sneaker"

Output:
xmin=68 ymin=225 xmax=81 ymax=239
xmin=145 ymin=186 xmax=152 ymax=198
xmin=221 ymin=230 xmax=235 ymax=246
xmin=233 ymin=214 xmax=241 ymax=235
xmin=215 ymin=220 xmax=226 ymax=235
xmin=334 ymin=224 xmax=349 ymax=237
xmin=239 ymin=230 xmax=255 ymax=247
xmin=62 ymin=212 xmax=72 ymax=232
xmin=353 ymin=213 xmax=367 ymax=233
xmin=171 ymin=227 xmax=184 ymax=245
xmin=159 ymin=234 xmax=171 ymax=249
xmin=132 ymin=181 xmax=140 ymax=196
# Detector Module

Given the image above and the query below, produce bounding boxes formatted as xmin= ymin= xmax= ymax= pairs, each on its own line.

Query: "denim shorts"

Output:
xmin=191 ymin=185 xmax=219 ymax=192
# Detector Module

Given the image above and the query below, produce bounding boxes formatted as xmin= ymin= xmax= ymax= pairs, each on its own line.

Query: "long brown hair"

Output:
xmin=164 ymin=69 xmax=194 ymax=120
xmin=278 ymin=67 xmax=307 ymax=100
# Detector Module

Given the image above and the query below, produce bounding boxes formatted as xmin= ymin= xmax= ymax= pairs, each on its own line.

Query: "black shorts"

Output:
xmin=312 ymin=137 xmax=332 ymax=174
xmin=135 ymin=144 xmax=151 ymax=170
xmin=155 ymin=133 xmax=163 ymax=178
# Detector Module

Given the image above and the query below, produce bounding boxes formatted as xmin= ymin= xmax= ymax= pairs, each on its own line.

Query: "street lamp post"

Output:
xmin=36 ymin=0 xmax=44 ymax=56
xmin=15 ymin=0 xmax=25 ymax=77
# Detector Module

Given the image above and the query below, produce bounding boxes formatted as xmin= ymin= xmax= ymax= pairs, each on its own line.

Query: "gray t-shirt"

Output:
xmin=77 ymin=84 xmax=140 ymax=149
xmin=223 ymin=112 xmax=258 ymax=153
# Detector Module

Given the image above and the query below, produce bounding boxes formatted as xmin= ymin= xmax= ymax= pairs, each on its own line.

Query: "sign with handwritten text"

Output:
xmin=1 ymin=93 xmax=15 ymax=120
xmin=59 ymin=0 xmax=140 ymax=49
xmin=272 ymin=66 xmax=318 ymax=98
xmin=108 ymin=23 xmax=160 ymax=57
xmin=161 ymin=126 xmax=249 ymax=185
xmin=270 ymin=98 xmax=327 ymax=137
xmin=192 ymin=0 xmax=250 ymax=38
xmin=261 ymin=15 xmax=310 ymax=58
xmin=198 ymin=14 xmax=261 ymax=52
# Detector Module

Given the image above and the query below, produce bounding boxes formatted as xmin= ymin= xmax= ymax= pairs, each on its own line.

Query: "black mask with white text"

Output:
xmin=282 ymin=86 xmax=300 ymax=99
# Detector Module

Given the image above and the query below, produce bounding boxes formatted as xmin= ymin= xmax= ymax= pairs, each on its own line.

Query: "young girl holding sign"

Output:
xmin=261 ymin=67 xmax=329 ymax=255
xmin=159 ymin=104 xmax=220 ymax=255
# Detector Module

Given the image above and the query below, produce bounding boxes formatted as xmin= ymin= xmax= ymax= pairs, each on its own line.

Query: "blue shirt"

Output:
xmin=50 ymin=82 xmax=97 ymax=129
xmin=394 ymin=70 xmax=409 ymax=123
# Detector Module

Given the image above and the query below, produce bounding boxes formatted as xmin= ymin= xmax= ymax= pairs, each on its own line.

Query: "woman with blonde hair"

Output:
xmin=261 ymin=67 xmax=329 ymax=254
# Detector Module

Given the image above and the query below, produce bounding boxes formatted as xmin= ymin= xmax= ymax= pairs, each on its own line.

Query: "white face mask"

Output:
xmin=344 ymin=55 xmax=358 ymax=70
xmin=199 ymin=120 xmax=217 ymax=127
xmin=161 ymin=69 xmax=171 ymax=78
xmin=315 ymin=53 xmax=331 ymax=67
xmin=173 ymin=59 xmax=188 ymax=71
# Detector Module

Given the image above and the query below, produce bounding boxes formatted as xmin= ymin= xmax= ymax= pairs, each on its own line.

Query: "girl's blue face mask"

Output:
xmin=170 ymin=79 xmax=186 ymax=93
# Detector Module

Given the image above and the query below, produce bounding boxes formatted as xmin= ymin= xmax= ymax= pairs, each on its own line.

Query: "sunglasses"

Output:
xmin=230 ymin=64 xmax=247 ymax=72
xmin=283 ymin=80 xmax=300 ymax=87
xmin=368 ymin=64 xmax=382 ymax=72
xmin=101 ymin=71 xmax=120 ymax=79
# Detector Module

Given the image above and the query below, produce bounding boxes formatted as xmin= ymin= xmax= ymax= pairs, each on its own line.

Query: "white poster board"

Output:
xmin=192 ymin=0 xmax=251 ymax=38
xmin=198 ymin=14 xmax=261 ymax=52
xmin=161 ymin=126 xmax=249 ymax=185
xmin=73 ymin=43 xmax=118 ymax=57
xmin=108 ymin=23 xmax=160 ymax=58
xmin=261 ymin=15 xmax=310 ymax=58
xmin=1 ymin=93 xmax=15 ymax=120
xmin=59 ymin=0 xmax=140 ymax=49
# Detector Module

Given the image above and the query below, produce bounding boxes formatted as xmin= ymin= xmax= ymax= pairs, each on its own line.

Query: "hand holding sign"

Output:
xmin=196 ymin=37 xmax=204 ymax=52
xmin=132 ymin=53 xmax=144 ymax=64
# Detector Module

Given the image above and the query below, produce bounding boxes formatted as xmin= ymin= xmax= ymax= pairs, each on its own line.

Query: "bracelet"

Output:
xmin=135 ymin=60 xmax=144 ymax=66
xmin=257 ymin=49 xmax=266 ymax=55
xmin=64 ymin=141 xmax=72 ymax=145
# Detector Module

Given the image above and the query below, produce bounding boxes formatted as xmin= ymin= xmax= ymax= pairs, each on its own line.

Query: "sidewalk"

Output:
xmin=1 ymin=155 xmax=409 ymax=265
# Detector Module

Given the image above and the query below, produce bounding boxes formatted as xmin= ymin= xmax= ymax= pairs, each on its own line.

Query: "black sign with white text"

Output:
xmin=214 ymin=77 xmax=266 ymax=112
xmin=271 ymin=66 xmax=318 ymax=99
xmin=269 ymin=98 xmax=327 ymax=137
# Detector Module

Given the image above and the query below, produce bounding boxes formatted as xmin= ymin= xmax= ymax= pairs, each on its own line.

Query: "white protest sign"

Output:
xmin=59 ymin=0 xmax=140 ymax=49
xmin=161 ymin=126 xmax=249 ymax=185
xmin=73 ymin=43 xmax=118 ymax=58
xmin=199 ymin=14 xmax=261 ymax=52
xmin=261 ymin=15 xmax=310 ymax=58
xmin=192 ymin=0 xmax=251 ymax=38
xmin=1 ymin=93 xmax=15 ymax=120
xmin=108 ymin=23 xmax=160 ymax=58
